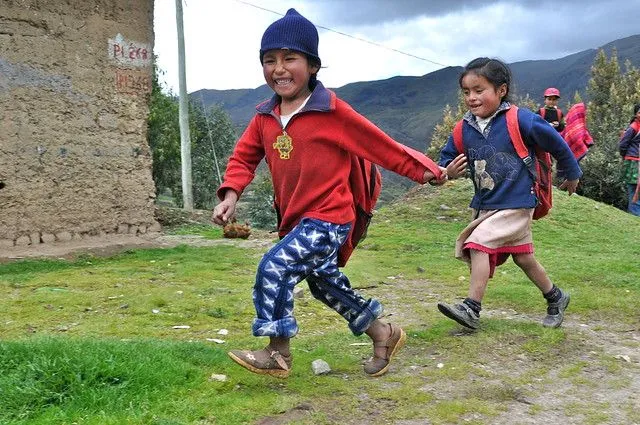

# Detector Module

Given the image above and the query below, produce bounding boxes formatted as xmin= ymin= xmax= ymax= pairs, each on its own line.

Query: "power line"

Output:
xmin=231 ymin=0 xmax=449 ymax=68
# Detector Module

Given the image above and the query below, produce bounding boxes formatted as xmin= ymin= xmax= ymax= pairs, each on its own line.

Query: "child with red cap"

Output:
xmin=212 ymin=8 xmax=446 ymax=378
xmin=538 ymin=87 xmax=565 ymax=132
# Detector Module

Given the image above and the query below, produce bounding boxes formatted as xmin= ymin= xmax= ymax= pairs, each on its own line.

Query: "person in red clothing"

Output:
xmin=538 ymin=87 xmax=565 ymax=132
xmin=212 ymin=8 xmax=446 ymax=378
xmin=557 ymin=102 xmax=594 ymax=179
xmin=538 ymin=87 xmax=565 ymax=133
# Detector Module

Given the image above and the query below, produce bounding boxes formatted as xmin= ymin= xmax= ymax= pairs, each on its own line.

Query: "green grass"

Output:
xmin=165 ymin=224 xmax=224 ymax=239
xmin=0 ymin=338 xmax=227 ymax=423
xmin=1 ymin=179 xmax=639 ymax=424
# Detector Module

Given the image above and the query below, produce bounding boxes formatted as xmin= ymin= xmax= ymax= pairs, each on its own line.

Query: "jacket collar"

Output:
xmin=463 ymin=101 xmax=512 ymax=133
xmin=255 ymin=80 xmax=335 ymax=115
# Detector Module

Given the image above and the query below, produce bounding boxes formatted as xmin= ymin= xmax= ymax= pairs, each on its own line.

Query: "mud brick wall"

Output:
xmin=0 ymin=0 xmax=160 ymax=248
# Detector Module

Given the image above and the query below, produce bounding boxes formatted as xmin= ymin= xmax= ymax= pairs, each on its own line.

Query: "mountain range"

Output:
xmin=194 ymin=34 xmax=640 ymax=153
xmin=193 ymin=34 xmax=640 ymax=197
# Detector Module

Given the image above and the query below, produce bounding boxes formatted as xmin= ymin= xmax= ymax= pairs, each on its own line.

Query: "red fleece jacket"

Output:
xmin=218 ymin=82 xmax=442 ymax=236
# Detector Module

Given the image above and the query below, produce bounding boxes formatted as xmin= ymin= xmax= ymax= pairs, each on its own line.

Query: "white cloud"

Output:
xmin=152 ymin=0 xmax=639 ymax=93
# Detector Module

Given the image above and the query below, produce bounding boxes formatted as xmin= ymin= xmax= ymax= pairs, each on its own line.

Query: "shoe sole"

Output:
xmin=543 ymin=294 xmax=571 ymax=328
xmin=367 ymin=328 xmax=407 ymax=377
xmin=227 ymin=351 xmax=290 ymax=378
xmin=437 ymin=303 xmax=478 ymax=330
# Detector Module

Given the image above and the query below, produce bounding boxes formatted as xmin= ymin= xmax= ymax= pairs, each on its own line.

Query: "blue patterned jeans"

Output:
xmin=251 ymin=218 xmax=383 ymax=338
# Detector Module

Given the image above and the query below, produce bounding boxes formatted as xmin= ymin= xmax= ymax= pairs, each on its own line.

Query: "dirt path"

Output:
xmin=256 ymin=276 xmax=640 ymax=425
xmin=345 ymin=277 xmax=640 ymax=425
xmin=0 ymin=230 xmax=274 ymax=262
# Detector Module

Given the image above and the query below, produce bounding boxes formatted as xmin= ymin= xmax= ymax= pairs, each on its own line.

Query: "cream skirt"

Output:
xmin=455 ymin=208 xmax=534 ymax=277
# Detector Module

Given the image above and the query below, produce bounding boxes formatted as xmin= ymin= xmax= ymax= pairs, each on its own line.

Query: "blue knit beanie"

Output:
xmin=260 ymin=8 xmax=321 ymax=66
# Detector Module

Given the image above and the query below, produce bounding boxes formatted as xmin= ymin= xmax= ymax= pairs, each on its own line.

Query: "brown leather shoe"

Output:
xmin=228 ymin=347 xmax=292 ymax=378
xmin=363 ymin=323 xmax=407 ymax=377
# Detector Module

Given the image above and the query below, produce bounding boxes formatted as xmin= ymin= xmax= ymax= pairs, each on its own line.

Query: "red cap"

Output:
xmin=544 ymin=87 xmax=560 ymax=98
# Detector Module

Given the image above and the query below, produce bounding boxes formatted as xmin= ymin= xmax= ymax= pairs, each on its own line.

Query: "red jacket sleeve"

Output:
xmin=336 ymin=101 xmax=442 ymax=183
xmin=216 ymin=115 xmax=266 ymax=200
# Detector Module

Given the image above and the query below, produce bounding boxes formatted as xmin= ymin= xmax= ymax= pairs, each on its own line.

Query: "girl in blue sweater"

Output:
xmin=437 ymin=58 xmax=582 ymax=330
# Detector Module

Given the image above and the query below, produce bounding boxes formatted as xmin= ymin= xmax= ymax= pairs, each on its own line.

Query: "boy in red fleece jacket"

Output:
xmin=212 ymin=8 xmax=446 ymax=378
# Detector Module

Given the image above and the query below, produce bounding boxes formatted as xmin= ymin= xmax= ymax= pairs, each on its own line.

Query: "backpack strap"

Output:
xmin=506 ymin=106 xmax=527 ymax=157
xmin=454 ymin=108 xmax=533 ymax=177
xmin=452 ymin=120 xmax=464 ymax=153
xmin=539 ymin=107 xmax=546 ymax=119
xmin=506 ymin=106 xmax=537 ymax=180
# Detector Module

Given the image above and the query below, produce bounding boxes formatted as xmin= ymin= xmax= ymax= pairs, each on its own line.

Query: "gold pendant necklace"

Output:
xmin=273 ymin=131 xmax=293 ymax=159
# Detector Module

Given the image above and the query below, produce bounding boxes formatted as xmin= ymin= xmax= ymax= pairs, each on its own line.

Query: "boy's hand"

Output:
xmin=446 ymin=154 xmax=468 ymax=179
xmin=558 ymin=179 xmax=579 ymax=195
xmin=212 ymin=190 xmax=239 ymax=225
xmin=425 ymin=166 xmax=448 ymax=185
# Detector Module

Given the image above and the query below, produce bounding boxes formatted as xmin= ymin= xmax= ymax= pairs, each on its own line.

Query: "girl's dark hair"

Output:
xmin=459 ymin=57 xmax=513 ymax=103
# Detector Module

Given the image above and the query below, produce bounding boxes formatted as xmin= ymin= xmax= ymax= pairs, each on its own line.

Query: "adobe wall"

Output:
xmin=0 ymin=0 xmax=160 ymax=249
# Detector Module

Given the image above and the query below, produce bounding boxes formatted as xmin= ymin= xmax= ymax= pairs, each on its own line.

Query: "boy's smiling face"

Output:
xmin=544 ymin=96 xmax=559 ymax=108
xmin=262 ymin=49 xmax=319 ymax=105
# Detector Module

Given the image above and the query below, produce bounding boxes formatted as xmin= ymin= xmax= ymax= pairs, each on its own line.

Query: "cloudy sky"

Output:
xmin=153 ymin=0 xmax=640 ymax=93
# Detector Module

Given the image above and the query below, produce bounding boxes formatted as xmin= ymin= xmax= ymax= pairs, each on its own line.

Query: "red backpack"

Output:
xmin=337 ymin=156 xmax=382 ymax=266
xmin=452 ymin=106 xmax=553 ymax=220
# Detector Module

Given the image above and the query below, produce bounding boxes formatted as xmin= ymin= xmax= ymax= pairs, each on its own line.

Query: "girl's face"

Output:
xmin=262 ymin=49 xmax=319 ymax=104
xmin=461 ymin=73 xmax=507 ymax=119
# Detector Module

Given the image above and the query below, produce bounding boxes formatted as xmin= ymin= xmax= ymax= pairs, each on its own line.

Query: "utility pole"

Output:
xmin=175 ymin=0 xmax=193 ymax=210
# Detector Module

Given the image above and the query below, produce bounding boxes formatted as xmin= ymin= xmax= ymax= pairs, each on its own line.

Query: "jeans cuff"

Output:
xmin=348 ymin=299 xmax=383 ymax=336
xmin=252 ymin=317 xmax=298 ymax=338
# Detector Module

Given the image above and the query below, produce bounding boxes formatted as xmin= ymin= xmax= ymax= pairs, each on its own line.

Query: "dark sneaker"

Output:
xmin=228 ymin=347 xmax=292 ymax=378
xmin=363 ymin=323 xmax=407 ymax=377
xmin=543 ymin=289 xmax=570 ymax=328
xmin=437 ymin=302 xmax=480 ymax=329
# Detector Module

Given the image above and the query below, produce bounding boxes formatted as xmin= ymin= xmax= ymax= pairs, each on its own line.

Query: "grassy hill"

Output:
xmin=1 ymin=180 xmax=639 ymax=424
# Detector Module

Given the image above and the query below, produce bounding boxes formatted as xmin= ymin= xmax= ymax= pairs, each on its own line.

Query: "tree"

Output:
xmin=243 ymin=170 xmax=277 ymax=230
xmin=427 ymin=92 xmax=466 ymax=160
xmin=147 ymin=62 xmax=238 ymax=210
xmin=147 ymin=65 xmax=181 ymax=198
xmin=516 ymin=93 xmax=537 ymax=113
xmin=579 ymin=49 xmax=634 ymax=210
xmin=188 ymin=102 xmax=237 ymax=209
